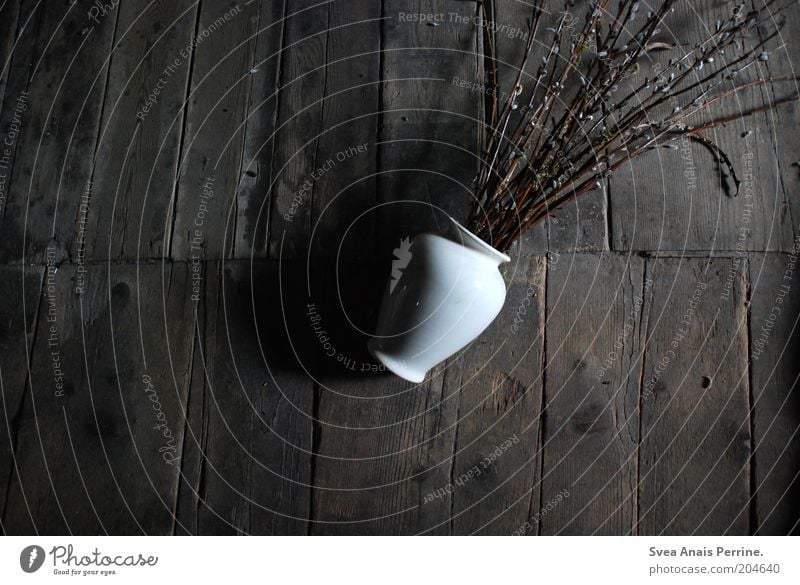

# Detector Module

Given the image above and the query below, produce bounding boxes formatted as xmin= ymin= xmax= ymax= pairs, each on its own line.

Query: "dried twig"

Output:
xmin=467 ymin=0 xmax=800 ymax=252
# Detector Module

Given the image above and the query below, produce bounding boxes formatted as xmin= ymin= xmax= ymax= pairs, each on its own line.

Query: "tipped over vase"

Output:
xmin=367 ymin=217 xmax=510 ymax=383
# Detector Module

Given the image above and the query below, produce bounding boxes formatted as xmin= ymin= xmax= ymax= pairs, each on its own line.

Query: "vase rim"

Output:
xmin=446 ymin=216 xmax=511 ymax=264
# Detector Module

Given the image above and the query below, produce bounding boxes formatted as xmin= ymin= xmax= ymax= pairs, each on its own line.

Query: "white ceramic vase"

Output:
xmin=367 ymin=217 xmax=510 ymax=382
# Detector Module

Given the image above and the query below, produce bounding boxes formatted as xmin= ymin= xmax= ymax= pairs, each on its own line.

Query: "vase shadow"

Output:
xmin=243 ymin=257 xmax=391 ymax=380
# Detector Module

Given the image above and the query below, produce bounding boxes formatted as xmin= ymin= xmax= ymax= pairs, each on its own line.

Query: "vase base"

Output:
xmin=367 ymin=341 xmax=427 ymax=383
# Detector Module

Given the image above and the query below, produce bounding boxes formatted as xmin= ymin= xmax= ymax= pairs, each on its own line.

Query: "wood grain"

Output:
xmin=753 ymin=0 xmax=800 ymax=251
xmin=2 ymin=263 xmax=195 ymax=534
xmin=170 ymin=1 xmax=264 ymax=261
xmin=448 ymin=256 xmax=545 ymax=535
xmin=0 ymin=0 xmax=21 ymax=245
xmin=638 ymin=257 xmax=750 ymax=534
xmin=232 ymin=1 xmax=287 ymax=259
xmin=309 ymin=365 xmax=458 ymax=535
xmin=174 ymin=260 xmax=313 ymax=535
xmin=0 ymin=0 xmax=22 ymax=118
xmin=749 ymin=252 xmax=800 ymax=535
xmin=540 ymin=253 xmax=644 ymax=535
xmin=0 ymin=265 xmax=43 ymax=533
xmin=376 ymin=0 xmax=479 ymax=254
xmin=85 ymin=0 xmax=199 ymax=261
xmin=266 ymin=0 xmax=332 ymax=259
xmin=308 ymin=0 xmax=381 ymax=259
xmin=0 ymin=0 xmax=117 ymax=264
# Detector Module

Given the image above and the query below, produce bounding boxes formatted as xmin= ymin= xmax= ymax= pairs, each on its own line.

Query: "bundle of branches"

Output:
xmin=468 ymin=0 xmax=799 ymax=252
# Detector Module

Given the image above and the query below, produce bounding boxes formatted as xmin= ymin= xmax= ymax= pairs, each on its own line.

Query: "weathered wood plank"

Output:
xmin=0 ymin=0 xmax=22 ymax=120
xmin=749 ymin=252 xmax=800 ymax=535
xmin=266 ymin=0 xmax=332 ymax=259
xmin=754 ymin=0 xmax=800 ymax=251
xmin=232 ymin=2 xmax=286 ymax=259
xmin=638 ymin=257 xmax=750 ymax=534
xmin=308 ymin=0 xmax=381 ymax=259
xmin=610 ymin=0 xmax=799 ymax=252
xmin=84 ymin=0 xmax=201 ymax=261
xmin=2 ymin=263 xmax=195 ymax=534
xmin=0 ymin=265 xmax=43 ymax=533
xmin=376 ymin=0 xmax=479 ymax=254
xmin=0 ymin=0 xmax=38 ymax=232
xmin=0 ymin=0 xmax=22 ymax=230
xmin=307 ymin=259 xmax=458 ymax=535
xmin=170 ymin=2 xmax=263 ymax=260
xmin=540 ymin=253 xmax=644 ymax=535
xmin=309 ymin=368 xmax=457 ymax=535
xmin=0 ymin=0 xmax=117 ymax=264
xmin=447 ymin=256 xmax=545 ymax=535
xmin=174 ymin=260 xmax=313 ymax=535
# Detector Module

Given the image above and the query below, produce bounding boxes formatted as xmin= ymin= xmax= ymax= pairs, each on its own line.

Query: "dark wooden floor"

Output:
xmin=0 ymin=0 xmax=799 ymax=535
